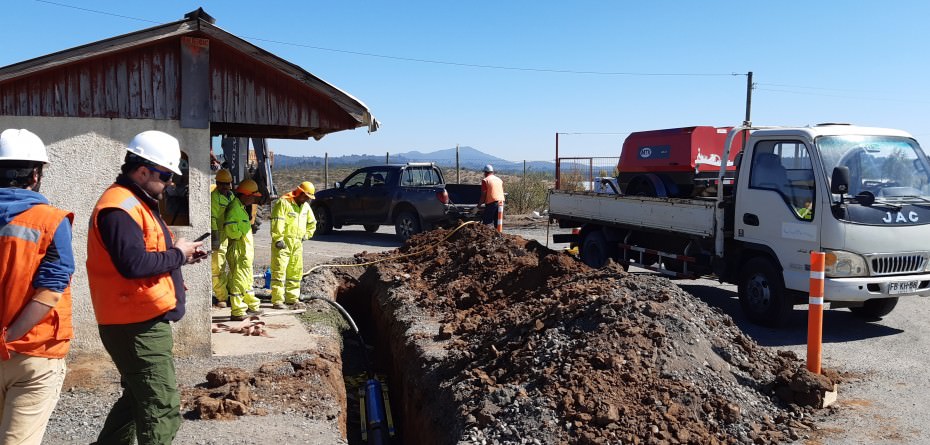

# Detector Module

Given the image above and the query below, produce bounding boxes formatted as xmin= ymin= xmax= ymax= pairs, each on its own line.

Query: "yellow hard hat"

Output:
xmin=215 ymin=169 xmax=232 ymax=183
xmin=297 ymin=181 xmax=315 ymax=198
xmin=235 ymin=179 xmax=261 ymax=196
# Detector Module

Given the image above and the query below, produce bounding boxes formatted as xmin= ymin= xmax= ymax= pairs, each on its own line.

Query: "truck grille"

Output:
xmin=867 ymin=253 xmax=928 ymax=276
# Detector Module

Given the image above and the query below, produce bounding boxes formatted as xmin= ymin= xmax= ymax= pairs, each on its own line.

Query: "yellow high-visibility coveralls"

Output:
xmin=224 ymin=197 xmax=261 ymax=316
xmin=211 ymin=189 xmax=233 ymax=302
xmin=270 ymin=192 xmax=317 ymax=305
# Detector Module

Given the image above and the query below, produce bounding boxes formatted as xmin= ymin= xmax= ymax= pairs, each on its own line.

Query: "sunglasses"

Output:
xmin=145 ymin=166 xmax=173 ymax=182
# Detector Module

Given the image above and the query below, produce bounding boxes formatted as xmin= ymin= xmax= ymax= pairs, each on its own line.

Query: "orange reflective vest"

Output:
xmin=87 ymin=184 xmax=177 ymax=325
xmin=480 ymin=174 xmax=505 ymax=204
xmin=0 ymin=204 xmax=74 ymax=358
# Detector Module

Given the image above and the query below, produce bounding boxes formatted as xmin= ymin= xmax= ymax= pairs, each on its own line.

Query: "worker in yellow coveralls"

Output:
xmin=270 ymin=181 xmax=316 ymax=309
xmin=225 ymin=179 xmax=264 ymax=321
xmin=210 ymin=169 xmax=233 ymax=308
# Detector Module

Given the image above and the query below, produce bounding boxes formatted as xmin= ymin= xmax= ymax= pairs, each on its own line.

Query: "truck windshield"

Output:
xmin=818 ymin=135 xmax=930 ymax=200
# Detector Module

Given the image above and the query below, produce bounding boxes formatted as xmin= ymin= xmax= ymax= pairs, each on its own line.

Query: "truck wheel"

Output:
xmin=850 ymin=297 xmax=898 ymax=320
xmin=363 ymin=224 xmax=379 ymax=233
xmin=313 ymin=206 xmax=333 ymax=235
xmin=738 ymin=257 xmax=793 ymax=327
xmin=580 ymin=231 xmax=616 ymax=268
xmin=394 ymin=211 xmax=421 ymax=241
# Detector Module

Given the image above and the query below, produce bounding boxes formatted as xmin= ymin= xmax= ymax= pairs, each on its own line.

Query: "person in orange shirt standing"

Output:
xmin=0 ymin=129 xmax=75 ymax=445
xmin=477 ymin=164 xmax=505 ymax=227
xmin=87 ymin=131 xmax=203 ymax=444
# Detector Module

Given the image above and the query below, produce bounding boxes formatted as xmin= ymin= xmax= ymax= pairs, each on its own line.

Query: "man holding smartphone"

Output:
xmin=86 ymin=130 xmax=203 ymax=444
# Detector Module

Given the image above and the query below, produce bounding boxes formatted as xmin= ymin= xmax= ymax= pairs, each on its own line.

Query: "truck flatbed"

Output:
xmin=549 ymin=190 xmax=717 ymax=237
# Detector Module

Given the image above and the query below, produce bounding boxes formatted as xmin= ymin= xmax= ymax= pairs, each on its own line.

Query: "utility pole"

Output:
xmin=324 ymin=152 xmax=329 ymax=189
xmin=456 ymin=144 xmax=460 ymax=184
xmin=386 ymin=152 xmax=390 ymax=164
xmin=555 ymin=132 xmax=560 ymax=190
xmin=743 ymin=71 xmax=753 ymax=149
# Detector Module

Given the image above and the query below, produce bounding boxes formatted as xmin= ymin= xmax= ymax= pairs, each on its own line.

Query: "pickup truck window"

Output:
xmin=402 ymin=167 xmax=441 ymax=186
xmin=343 ymin=171 xmax=367 ymax=189
xmin=750 ymin=141 xmax=815 ymax=220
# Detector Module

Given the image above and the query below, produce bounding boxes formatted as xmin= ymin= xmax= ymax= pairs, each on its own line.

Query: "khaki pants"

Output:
xmin=0 ymin=353 xmax=67 ymax=445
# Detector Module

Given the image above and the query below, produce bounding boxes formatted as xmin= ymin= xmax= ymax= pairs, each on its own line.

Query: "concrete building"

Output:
xmin=0 ymin=9 xmax=376 ymax=357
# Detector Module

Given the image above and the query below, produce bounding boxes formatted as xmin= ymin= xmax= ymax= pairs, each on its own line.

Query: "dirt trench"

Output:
xmin=187 ymin=223 xmax=838 ymax=444
xmin=327 ymin=223 xmax=838 ymax=444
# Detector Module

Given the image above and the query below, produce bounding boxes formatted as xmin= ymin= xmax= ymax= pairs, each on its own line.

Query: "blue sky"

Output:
xmin=3 ymin=1 xmax=929 ymax=161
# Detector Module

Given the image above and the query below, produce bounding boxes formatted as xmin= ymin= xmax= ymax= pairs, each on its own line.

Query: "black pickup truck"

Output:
xmin=311 ymin=163 xmax=481 ymax=240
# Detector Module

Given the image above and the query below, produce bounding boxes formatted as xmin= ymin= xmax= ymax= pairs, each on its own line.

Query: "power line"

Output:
xmin=32 ymin=0 xmax=159 ymax=24
xmin=28 ymin=0 xmax=741 ymax=77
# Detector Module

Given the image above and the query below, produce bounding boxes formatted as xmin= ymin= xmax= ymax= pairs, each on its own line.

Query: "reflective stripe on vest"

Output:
xmin=0 ymin=204 xmax=74 ymax=358
xmin=87 ymin=184 xmax=177 ymax=325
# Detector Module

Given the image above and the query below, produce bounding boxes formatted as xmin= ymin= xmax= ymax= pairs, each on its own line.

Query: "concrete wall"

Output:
xmin=0 ymin=116 xmax=212 ymax=357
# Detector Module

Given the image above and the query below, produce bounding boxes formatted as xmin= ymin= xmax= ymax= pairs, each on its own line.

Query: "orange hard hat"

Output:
xmin=235 ymin=179 xmax=261 ymax=196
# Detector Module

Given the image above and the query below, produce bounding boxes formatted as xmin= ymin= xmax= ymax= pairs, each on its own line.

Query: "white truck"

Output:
xmin=549 ymin=124 xmax=930 ymax=326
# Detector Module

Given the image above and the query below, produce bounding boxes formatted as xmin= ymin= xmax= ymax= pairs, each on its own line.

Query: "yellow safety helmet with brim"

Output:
xmin=297 ymin=181 xmax=315 ymax=199
xmin=215 ymin=168 xmax=232 ymax=183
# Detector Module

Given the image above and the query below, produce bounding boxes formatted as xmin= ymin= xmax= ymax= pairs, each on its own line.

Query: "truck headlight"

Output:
xmin=824 ymin=250 xmax=869 ymax=277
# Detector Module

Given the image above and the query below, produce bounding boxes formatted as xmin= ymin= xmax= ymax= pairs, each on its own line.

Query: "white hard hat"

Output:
xmin=0 ymin=129 xmax=49 ymax=164
xmin=127 ymin=131 xmax=183 ymax=175
xmin=483 ymin=164 xmax=494 ymax=173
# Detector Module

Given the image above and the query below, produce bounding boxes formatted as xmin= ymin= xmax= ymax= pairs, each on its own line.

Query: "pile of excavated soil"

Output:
xmin=352 ymin=223 xmax=835 ymax=444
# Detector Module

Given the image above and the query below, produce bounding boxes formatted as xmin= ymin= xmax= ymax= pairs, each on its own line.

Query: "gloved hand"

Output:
xmin=275 ymin=240 xmax=285 ymax=249
xmin=210 ymin=231 xmax=219 ymax=250
xmin=251 ymin=223 xmax=260 ymax=234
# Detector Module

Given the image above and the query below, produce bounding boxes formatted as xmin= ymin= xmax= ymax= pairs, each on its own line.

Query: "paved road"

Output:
xmin=254 ymin=219 xmax=930 ymax=445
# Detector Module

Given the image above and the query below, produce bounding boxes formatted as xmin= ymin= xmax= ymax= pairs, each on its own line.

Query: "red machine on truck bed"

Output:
xmin=618 ymin=126 xmax=744 ymax=197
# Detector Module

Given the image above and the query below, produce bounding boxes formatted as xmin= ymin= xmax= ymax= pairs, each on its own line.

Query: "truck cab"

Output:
xmin=733 ymin=124 xmax=930 ymax=323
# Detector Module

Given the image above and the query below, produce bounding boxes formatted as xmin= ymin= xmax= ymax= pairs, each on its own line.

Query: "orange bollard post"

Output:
xmin=807 ymin=251 xmax=825 ymax=374
xmin=496 ymin=200 xmax=504 ymax=233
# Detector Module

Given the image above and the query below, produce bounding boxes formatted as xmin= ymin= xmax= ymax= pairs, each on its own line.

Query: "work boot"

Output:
xmin=214 ymin=301 xmax=228 ymax=309
xmin=272 ymin=303 xmax=287 ymax=310
xmin=289 ymin=302 xmax=307 ymax=310
xmin=230 ymin=314 xmax=247 ymax=321
xmin=246 ymin=308 xmax=264 ymax=317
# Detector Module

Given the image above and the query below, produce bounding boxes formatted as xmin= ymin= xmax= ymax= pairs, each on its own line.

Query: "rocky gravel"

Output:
xmin=350 ymin=222 xmax=839 ymax=444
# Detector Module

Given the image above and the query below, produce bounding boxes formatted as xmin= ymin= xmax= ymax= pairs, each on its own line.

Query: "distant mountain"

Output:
xmin=272 ymin=146 xmax=555 ymax=173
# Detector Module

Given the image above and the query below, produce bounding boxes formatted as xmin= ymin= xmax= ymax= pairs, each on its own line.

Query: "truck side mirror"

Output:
xmin=831 ymin=166 xmax=850 ymax=195
xmin=334 ymin=181 xmax=342 ymax=189
xmin=734 ymin=151 xmax=743 ymax=169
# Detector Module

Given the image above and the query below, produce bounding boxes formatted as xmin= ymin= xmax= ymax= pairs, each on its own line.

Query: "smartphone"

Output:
xmin=194 ymin=232 xmax=211 ymax=242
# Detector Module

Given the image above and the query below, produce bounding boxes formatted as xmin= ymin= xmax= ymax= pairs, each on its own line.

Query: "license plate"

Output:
xmin=888 ymin=280 xmax=920 ymax=295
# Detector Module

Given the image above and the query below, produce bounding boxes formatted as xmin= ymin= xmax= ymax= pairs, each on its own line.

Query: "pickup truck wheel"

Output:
xmin=394 ymin=211 xmax=421 ymax=241
xmin=363 ymin=224 xmax=379 ymax=233
xmin=580 ymin=231 xmax=616 ymax=268
xmin=850 ymin=297 xmax=898 ymax=320
xmin=313 ymin=206 xmax=333 ymax=235
xmin=739 ymin=257 xmax=793 ymax=327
